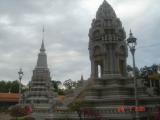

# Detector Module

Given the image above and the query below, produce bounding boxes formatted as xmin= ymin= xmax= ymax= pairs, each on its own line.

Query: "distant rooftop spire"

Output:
xmin=81 ymin=75 xmax=84 ymax=81
xmin=129 ymin=29 xmax=133 ymax=36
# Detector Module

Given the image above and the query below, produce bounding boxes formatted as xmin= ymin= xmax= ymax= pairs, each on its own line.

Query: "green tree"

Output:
xmin=11 ymin=80 xmax=19 ymax=93
xmin=57 ymin=89 xmax=65 ymax=95
xmin=0 ymin=81 xmax=7 ymax=92
xmin=51 ymin=80 xmax=65 ymax=95
xmin=63 ymin=79 xmax=74 ymax=90
xmin=127 ymin=65 xmax=133 ymax=72
xmin=52 ymin=80 xmax=62 ymax=92
xmin=69 ymin=101 xmax=84 ymax=120
xmin=0 ymin=80 xmax=24 ymax=93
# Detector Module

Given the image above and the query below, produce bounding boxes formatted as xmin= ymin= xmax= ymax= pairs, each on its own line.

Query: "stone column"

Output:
xmin=101 ymin=64 xmax=104 ymax=77
xmin=95 ymin=63 xmax=98 ymax=78
xmin=91 ymin=60 xmax=99 ymax=79
xmin=103 ymin=56 xmax=108 ymax=74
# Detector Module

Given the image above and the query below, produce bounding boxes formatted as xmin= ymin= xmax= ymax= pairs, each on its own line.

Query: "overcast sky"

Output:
xmin=0 ymin=0 xmax=159 ymax=85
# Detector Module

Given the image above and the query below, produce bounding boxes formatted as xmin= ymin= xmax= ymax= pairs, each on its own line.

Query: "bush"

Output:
xmin=10 ymin=105 xmax=32 ymax=118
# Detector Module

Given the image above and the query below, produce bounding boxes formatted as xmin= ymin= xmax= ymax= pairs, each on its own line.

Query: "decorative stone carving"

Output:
xmin=89 ymin=0 xmax=127 ymax=78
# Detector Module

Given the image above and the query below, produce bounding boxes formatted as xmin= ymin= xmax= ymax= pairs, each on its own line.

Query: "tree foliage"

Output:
xmin=127 ymin=65 xmax=133 ymax=72
xmin=69 ymin=101 xmax=84 ymax=120
xmin=52 ymin=80 xmax=62 ymax=90
xmin=63 ymin=79 xmax=74 ymax=90
xmin=69 ymin=101 xmax=101 ymax=120
xmin=51 ymin=80 xmax=65 ymax=95
xmin=0 ymin=80 xmax=22 ymax=93
xmin=127 ymin=65 xmax=140 ymax=77
xmin=140 ymin=64 xmax=160 ymax=83
xmin=140 ymin=64 xmax=160 ymax=95
xmin=140 ymin=64 xmax=159 ymax=78
xmin=63 ymin=79 xmax=82 ymax=90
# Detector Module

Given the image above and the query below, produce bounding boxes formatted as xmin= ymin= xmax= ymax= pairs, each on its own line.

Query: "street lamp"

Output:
xmin=127 ymin=30 xmax=139 ymax=119
xmin=18 ymin=68 xmax=23 ymax=104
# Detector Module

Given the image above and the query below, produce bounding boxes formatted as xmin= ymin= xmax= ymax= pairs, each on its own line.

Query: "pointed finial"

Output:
xmin=40 ymin=26 xmax=45 ymax=52
xmin=103 ymin=0 xmax=108 ymax=4
xmin=42 ymin=26 xmax=44 ymax=41
xmin=40 ymin=40 xmax=45 ymax=52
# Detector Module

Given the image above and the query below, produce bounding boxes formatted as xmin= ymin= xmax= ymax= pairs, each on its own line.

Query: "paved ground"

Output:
xmin=0 ymin=112 xmax=12 ymax=120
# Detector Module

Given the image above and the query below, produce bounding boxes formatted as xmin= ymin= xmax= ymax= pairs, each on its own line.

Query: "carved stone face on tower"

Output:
xmin=89 ymin=0 xmax=128 ymax=79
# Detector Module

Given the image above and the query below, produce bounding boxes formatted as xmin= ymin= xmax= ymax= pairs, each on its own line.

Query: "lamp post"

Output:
xmin=18 ymin=68 xmax=23 ymax=104
xmin=127 ymin=30 xmax=139 ymax=119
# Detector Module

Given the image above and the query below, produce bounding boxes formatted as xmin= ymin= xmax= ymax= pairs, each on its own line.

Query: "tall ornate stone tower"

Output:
xmin=89 ymin=0 xmax=127 ymax=79
xmin=78 ymin=1 xmax=160 ymax=120
xmin=23 ymin=35 xmax=57 ymax=112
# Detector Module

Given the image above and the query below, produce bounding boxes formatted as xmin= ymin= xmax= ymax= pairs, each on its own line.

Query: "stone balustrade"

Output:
xmin=48 ymin=105 xmax=158 ymax=120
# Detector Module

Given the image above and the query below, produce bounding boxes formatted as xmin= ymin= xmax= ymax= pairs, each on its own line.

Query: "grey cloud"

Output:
xmin=0 ymin=0 xmax=159 ymax=84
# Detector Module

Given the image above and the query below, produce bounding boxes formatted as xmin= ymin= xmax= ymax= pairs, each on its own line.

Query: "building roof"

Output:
xmin=148 ymin=74 xmax=160 ymax=80
xmin=0 ymin=93 xmax=20 ymax=102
